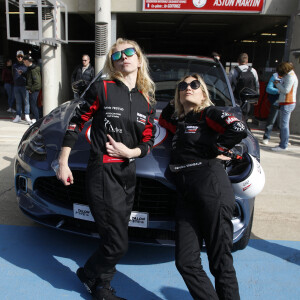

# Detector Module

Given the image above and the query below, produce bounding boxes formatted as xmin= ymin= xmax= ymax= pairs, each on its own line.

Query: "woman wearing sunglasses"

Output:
xmin=159 ymin=74 xmax=247 ymax=300
xmin=56 ymin=38 xmax=156 ymax=300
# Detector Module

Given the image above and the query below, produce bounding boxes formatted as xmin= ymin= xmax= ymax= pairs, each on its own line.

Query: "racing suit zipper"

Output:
xmin=129 ymin=91 xmax=132 ymax=119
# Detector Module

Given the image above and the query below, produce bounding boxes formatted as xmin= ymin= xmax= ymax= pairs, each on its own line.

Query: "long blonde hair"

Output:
xmin=174 ymin=73 xmax=214 ymax=117
xmin=103 ymin=38 xmax=156 ymax=105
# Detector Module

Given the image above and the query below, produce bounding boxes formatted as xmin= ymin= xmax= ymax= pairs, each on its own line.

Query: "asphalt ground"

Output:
xmin=0 ymin=105 xmax=299 ymax=299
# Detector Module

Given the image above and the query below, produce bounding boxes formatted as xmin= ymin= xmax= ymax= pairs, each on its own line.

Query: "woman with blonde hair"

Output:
xmin=103 ymin=38 xmax=155 ymax=105
xmin=159 ymin=74 xmax=246 ymax=300
xmin=56 ymin=38 xmax=156 ymax=300
xmin=173 ymin=73 xmax=214 ymax=116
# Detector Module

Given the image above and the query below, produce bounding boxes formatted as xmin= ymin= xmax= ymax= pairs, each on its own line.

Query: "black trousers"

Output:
xmin=174 ymin=159 xmax=240 ymax=300
xmin=83 ymin=157 xmax=136 ymax=285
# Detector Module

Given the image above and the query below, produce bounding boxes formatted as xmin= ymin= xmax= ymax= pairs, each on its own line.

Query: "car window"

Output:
xmin=148 ymin=57 xmax=232 ymax=108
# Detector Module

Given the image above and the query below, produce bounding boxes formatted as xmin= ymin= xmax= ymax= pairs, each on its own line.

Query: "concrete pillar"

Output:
xmin=289 ymin=2 xmax=300 ymax=134
xmin=111 ymin=13 xmax=117 ymax=45
xmin=41 ymin=6 xmax=62 ymax=115
xmin=95 ymin=0 xmax=111 ymax=73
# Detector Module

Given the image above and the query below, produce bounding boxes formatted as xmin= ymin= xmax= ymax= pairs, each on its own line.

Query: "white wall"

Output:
xmin=289 ymin=1 xmax=300 ymax=134
xmin=263 ymin=0 xmax=298 ymax=15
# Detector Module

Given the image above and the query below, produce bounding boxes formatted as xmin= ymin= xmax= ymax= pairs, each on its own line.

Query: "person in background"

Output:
xmin=2 ymin=58 xmax=16 ymax=113
xmin=262 ymin=72 xmax=282 ymax=145
xmin=271 ymin=62 xmax=298 ymax=151
xmin=57 ymin=38 xmax=156 ymax=300
xmin=71 ymin=54 xmax=95 ymax=98
xmin=229 ymin=53 xmax=259 ymax=102
xmin=12 ymin=50 xmax=31 ymax=124
xmin=23 ymin=55 xmax=42 ymax=124
xmin=159 ymin=73 xmax=246 ymax=300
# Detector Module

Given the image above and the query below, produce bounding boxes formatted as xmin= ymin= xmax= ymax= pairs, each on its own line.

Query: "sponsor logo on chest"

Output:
xmin=185 ymin=125 xmax=198 ymax=134
xmin=104 ymin=106 xmax=124 ymax=119
xmin=137 ymin=112 xmax=147 ymax=125
xmin=104 ymin=118 xmax=123 ymax=133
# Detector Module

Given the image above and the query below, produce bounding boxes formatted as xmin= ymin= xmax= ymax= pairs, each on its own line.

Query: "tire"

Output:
xmin=232 ymin=209 xmax=254 ymax=251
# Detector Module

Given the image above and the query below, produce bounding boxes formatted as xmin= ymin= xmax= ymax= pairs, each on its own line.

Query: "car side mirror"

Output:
xmin=72 ymin=79 xmax=89 ymax=96
xmin=239 ymin=87 xmax=259 ymax=104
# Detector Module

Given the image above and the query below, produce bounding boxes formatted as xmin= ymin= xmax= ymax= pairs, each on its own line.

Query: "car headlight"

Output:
xmin=18 ymin=126 xmax=47 ymax=161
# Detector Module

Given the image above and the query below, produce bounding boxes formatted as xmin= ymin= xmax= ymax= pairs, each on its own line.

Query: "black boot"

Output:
xmin=92 ymin=285 xmax=126 ymax=300
xmin=76 ymin=267 xmax=97 ymax=294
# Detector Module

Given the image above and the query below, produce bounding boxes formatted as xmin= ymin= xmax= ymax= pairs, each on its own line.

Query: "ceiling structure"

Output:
xmin=116 ymin=12 xmax=289 ymax=67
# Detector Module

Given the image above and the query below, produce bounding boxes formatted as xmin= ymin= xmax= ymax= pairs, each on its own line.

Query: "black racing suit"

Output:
xmin=159 ymin=102 xmax=247 ymax=300
xmin=62 ymin=79 xmax=156 ymax=285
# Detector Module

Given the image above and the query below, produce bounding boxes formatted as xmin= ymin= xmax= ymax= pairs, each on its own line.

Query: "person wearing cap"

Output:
xmin=71 ymin=54 xmax=95 ymax=98
xmin=12 ymin=50 xmax=31 ymax=124
xmin=23 ymin=55 xmax=42 ymax=124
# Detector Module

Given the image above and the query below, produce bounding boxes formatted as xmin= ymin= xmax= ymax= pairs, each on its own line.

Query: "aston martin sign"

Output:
xmin=143 ymin=0 xmax=264 ymax=13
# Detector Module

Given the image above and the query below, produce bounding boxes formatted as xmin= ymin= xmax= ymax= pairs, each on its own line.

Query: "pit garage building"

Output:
xmin=1 ymin=0 xmax=300 ymax=132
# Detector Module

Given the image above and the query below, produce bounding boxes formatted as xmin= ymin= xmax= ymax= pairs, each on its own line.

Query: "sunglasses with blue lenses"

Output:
xmin=178 ymin=80 xmax=201 ymax=91
xmin=111 ymin=47 xmax=136 ymax=61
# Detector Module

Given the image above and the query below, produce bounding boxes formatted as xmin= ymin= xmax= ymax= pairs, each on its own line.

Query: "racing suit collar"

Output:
xmin=115 ymin=78 xmax=139 ymax=93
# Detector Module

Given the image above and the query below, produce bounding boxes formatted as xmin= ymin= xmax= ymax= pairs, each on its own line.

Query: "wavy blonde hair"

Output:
xmin=174 ymin=73 xmax=214 ymax=117
xmin=103 ymin=38 xmax=156 ymax=105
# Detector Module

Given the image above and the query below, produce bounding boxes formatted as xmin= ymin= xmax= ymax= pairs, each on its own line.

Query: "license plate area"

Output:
xmin=73 ymin=204 xmax=149 ymax=228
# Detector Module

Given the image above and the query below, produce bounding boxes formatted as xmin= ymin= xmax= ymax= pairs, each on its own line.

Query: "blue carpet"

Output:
xmin=0 ymin=224 xmax=299 ymax=299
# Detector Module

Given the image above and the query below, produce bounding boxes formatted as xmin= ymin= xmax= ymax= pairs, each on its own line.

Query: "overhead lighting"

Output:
xmin=267 ymin=41 xmax=285 ymax=44
xmin=23 ymin=1 xmax=37 ymax=4
xmin=8 ymin=11 xmax=35 ymax=14
xmin=261 ymin=33 xmax=277 ymax=36
xmin=189 ymin=23 xmax=229 ymax=27
xmin=241 ymin=40 xmax=257 ymax=43
xmin=137 ymin=22 xmax=175 ymax=25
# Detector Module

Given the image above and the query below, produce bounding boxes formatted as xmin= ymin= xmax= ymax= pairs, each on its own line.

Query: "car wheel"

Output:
xmin=232 ymin=209 xmax=254 ymax=251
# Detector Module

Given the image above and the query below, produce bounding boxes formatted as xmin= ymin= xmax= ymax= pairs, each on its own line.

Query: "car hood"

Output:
xmin=34 ymin=101 xmax=258 ymax=187
xmin=39 ymin=99 xmax=171 ymax=156
xmin=33 ymin=100 xmax=171 ymax=184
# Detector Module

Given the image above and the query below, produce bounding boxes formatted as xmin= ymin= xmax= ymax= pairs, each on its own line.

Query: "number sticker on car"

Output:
xmin=73 ymin=204 xmax=149 ymax=228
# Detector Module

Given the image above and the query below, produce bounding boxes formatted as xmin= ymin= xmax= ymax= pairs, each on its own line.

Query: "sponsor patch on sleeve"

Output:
xmin=232 ymin=122 xmax=245 ymax=131
xmin=225 ymin=116 xmax=239 ymax=124
xmin=67 ymin=124 xmax=76 ymax=131
xmin=137 ymin=112 xmax=147 ymax=125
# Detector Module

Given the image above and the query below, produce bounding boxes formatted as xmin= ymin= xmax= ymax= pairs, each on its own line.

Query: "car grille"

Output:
xmin=34 ymin=170 xmax=177 ymax=218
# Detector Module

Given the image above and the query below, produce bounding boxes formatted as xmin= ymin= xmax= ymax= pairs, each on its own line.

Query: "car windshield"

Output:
xmin=148 ymin=56 xmax=232 ymax=109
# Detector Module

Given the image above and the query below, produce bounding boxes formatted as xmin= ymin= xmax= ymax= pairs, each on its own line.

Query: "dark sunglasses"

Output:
xmin=111 ymin=47 xmax=136 ymax=61
xmin=178 ymin=80 xmax=201 ymax=91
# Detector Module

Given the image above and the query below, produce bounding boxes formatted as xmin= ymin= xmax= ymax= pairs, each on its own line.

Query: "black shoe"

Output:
xmin=76 ymin=267 xmax=97 ymax=294
xmin=92 ymin=285 xmax=126 ymax=300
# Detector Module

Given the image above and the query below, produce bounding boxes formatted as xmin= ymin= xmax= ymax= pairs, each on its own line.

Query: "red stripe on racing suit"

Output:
xmin=62 ymin=79 xmax=156 ymax=159
xmin=159 ymin=102 xmax=247 ymax=162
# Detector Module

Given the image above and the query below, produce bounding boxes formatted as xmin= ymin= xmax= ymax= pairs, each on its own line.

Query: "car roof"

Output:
xmin=146 ymin=54 xmax=215 ymax=63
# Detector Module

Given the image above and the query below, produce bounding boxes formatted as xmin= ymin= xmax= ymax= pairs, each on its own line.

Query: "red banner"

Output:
xmin=143 ymin=0 xmax=264 ymax=13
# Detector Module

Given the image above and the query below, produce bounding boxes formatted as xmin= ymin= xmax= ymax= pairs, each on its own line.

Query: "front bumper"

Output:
xmin=15 ymin=155 xmax=254 ymax=246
